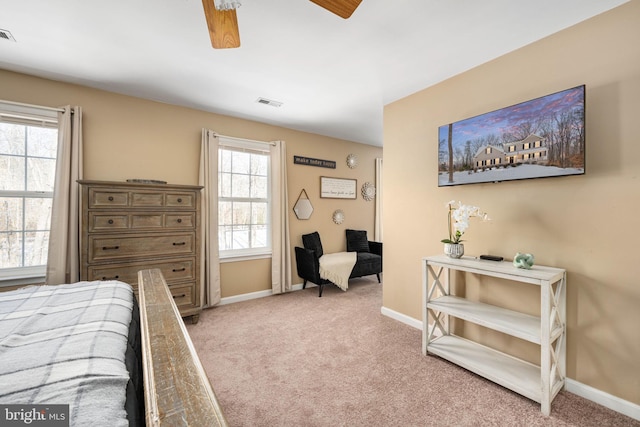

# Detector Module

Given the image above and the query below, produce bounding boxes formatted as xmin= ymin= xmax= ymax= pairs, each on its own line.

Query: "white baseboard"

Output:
xmin=218 ymin=289 xmax=273 ymax=305
xmin=380 ymin=305 xmax=640 ymax=421
xmin=218 ymin=282 xmax=309 ymax=306
xmin=380 ymin=305 xmax=423 ymax=330
xmin=565 ymin=378 xmax=640 ymax=421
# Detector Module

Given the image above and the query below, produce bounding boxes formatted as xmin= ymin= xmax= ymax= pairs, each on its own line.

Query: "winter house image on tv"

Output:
xmin=474 ymin=134 xmax=548 ymax=168
xmin=438 ymin=85 xmax=585 ymax=186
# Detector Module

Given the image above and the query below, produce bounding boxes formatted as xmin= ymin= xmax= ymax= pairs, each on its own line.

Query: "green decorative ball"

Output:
xmin=513 ymin=253 xmax=535 ymax=269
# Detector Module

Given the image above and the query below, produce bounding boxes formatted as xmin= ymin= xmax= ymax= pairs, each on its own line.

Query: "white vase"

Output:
xmin=444 ymin=243 xmax=464 ymax=259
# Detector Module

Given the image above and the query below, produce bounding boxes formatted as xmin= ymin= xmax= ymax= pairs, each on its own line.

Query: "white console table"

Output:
xmin=422 ymin=255 xmax=566 ymax=416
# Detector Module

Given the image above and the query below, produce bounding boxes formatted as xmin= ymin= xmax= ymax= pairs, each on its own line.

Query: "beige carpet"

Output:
xmin=186 ymin=277 xmax=638 ymax=427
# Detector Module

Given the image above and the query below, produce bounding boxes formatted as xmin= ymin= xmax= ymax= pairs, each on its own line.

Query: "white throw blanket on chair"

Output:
xmin=319 ymin=251 xmax=357 ymax=291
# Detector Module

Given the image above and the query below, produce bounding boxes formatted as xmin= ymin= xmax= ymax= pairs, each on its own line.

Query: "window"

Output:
xmin=0 ymin=103 xmax=58 ymax=280
xmin=485 ymin=147 xmax=491 ymax=154
xmin=218 ymin=138 xmax=271 ymax=258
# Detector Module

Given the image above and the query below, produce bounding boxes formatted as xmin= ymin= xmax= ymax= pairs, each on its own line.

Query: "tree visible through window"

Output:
xmin=218 ymin=142 xmax=270 ymax=257
xmin=0 ymin=114 xmax=58 ymax=279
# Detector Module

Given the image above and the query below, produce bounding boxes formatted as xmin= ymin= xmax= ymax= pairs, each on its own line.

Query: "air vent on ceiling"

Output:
xmin=0 ymin=29 xmax=16 ymax=42
xmin=256 ymin=97 xmax=283 ymax=108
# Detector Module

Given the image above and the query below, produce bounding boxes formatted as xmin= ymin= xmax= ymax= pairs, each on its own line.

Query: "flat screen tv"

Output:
xmin=438 ymin=85 xmax=585 ymax=186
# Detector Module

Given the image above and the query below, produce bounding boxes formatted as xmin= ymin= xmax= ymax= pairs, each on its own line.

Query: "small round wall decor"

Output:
xmin=332 ymin=209 xmax=345 ymax=224
xmin=346 ymin=153 xmax=358 ymax=169
xmin=361 ymin=182 xmax=376 ymax=201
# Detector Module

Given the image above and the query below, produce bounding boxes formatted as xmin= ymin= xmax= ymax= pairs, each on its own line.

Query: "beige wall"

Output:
xmin=0 ymin=69 xmax=382 ymax=298
xmin=383 ymin=2 xmax=640 ymax=405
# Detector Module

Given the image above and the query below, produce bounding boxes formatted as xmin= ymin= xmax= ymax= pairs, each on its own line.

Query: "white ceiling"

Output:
xmin=0 ymin=0 xmax=629 ymax=147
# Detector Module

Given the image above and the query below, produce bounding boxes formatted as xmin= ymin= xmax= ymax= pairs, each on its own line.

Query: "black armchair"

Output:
xmin=295 ymin=230 xmax=382 ymax=297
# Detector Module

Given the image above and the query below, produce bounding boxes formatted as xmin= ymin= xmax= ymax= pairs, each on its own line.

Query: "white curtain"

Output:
xmin=199 ymin=129 xmax=222 ymax=307
xmin=271 ymin=140 xmax=292 ymax=294
xmin=375 ymin=157 xmax=383 ymax=242
xmin=45 ymin=106 xmax=83 ymax=285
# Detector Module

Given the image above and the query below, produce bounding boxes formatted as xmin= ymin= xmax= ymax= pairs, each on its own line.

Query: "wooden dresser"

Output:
xmin=79 ymin=180 xmax=203 ymax=323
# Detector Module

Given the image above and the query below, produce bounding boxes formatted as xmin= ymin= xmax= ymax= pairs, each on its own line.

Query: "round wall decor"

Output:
xmin=346 ymin=153 xmax=358 ymax=169
xmin=332 ymin=209 xmax=345 ymax=224
xmin=361 ymin=182 xmax=376 ymax=201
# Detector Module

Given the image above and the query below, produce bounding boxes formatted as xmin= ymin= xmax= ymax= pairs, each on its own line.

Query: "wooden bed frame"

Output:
xmin=138 ymin=268 xmax=228 ymax=426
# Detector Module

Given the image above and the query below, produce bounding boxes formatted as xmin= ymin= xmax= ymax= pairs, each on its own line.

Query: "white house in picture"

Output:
xmin=503 ymin=134 xmax=548 ymax=164
xmin=473 ymin=144 xmax=506 ymax=168
xmin=473 ymin=134 xmax=548 ymax=169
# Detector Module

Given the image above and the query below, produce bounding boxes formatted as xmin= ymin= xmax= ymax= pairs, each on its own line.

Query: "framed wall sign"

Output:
xmin=294 ymin=155 xmax=336 ymax=169
xmin=320 ymin=177 xmax=357 ymax=199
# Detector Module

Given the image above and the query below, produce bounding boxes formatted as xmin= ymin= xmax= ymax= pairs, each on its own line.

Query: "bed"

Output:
xmin=0 ymin=269 xmax=227 ymax=427
xmin=0 ymin=280 xmax=143 ymax=425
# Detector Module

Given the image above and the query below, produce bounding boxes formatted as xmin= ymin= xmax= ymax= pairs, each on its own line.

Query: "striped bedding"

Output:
xmin=0 ymin=281 xmax=134 ymax=426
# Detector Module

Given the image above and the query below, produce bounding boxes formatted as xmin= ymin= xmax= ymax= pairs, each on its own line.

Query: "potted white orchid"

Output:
xmin=441 ymin=200 xmax=489 ymax=258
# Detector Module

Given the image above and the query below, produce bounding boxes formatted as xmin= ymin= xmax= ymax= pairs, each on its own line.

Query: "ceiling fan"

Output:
xmin=201 ymin=0 xmax=363 ymax=49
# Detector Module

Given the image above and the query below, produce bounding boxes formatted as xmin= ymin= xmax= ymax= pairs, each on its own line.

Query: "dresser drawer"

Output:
xmin=87 ymin=258 xmax=196 ymax=285
xmin=131 ymin=213 xmax=164 ymax=229
xmin=88 ymin=188 xmax=198 ymax=209
xmin=88 ymin=212 xmax=195 ymax=232
xmin=90 ymin=189 xmax=129 ymax=207
xmin=88 ymin=232 xmax=196 ymax=262
xmin=169 ymin=282 xmax=197 ymax=308
xmin=89 ymin=213 xmax=129 ymax=231
xmin=131 ymin=191 xmax=164 ymax=207
xmin=166 ymin=192 xmax=196 ymax=208
xmin=165 ymin=213 xmax=196 ymax=229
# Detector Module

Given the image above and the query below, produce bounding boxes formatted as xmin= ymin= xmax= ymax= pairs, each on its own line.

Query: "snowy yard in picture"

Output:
xmin=439 ymin=164 xmax=584 ymax=186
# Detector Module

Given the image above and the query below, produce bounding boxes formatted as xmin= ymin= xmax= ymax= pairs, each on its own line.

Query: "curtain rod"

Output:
xmin=0 ymin=99 xmax=71 ymax=113
xmin=214 ymin=132 xmax=276 ymax=146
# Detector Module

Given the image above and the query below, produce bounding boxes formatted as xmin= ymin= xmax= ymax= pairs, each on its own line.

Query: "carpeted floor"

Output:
xmin=186 ymin=277 xmax=639 ymax=427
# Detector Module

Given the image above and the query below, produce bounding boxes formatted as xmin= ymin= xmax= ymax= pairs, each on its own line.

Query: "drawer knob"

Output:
xmin=172 ymin=267 xmax=186 ymax=272
xmin=102 ymin=245 xmax=120 ymax=250
xmin=177 ymin=218 xmax=182 ymax=223
xmin=172 ymin=294 xmax=187 ymax=299
xmin=102 ymin=275 xmax=120 ymax=280
xmin=177 ymin=198 xmax=183 ymax=203
xmin=173 ymin=242 xmax=186 ymax=246
xmin=108 ymin=219 xmax=114 ymax=224
xmin=108 ymin=196 xmax=114 ymax=201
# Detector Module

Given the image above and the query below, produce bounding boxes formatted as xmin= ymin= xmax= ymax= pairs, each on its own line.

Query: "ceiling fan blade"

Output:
xmin=309 ymin=0 xmax=362 ymax=19
xmin=201 ymin=0 xmax=241 ymax=49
